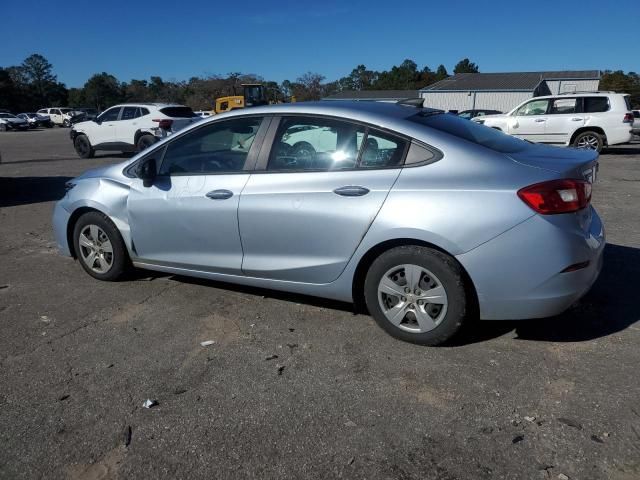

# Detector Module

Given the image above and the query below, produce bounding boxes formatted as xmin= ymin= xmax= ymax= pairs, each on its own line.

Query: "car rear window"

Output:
xmin=409 ymin=112 xmax=528 ymax=153
xmin=583 ymin=97 xmax=609 ymax=113
xmin=159 ymin=107 xmax=196 ymax=118
xmin=623 ymin=96 xmax=632 ymax=111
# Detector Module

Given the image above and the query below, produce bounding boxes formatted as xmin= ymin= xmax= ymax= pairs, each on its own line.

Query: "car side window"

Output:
xmin=583 ymin=97 xmax=609 ymax=113
xmin=268 ymin=117 xmax=366 ymax=171
xmin=139 ymin=107 xmax=150 ymax=117
xmin=98 ymin=108 xmax=121 ymax=122
xmin=359 ymin=129 xmax=408 ymax=168
xmin=121 ymin=107 xmax=138 ymax=120
xmin=516 ymin=99 xmax=549 ymax=116
xmin=159 ymin=117 xmax=263 ymax=175
xmin=550 ymin=98 xmax=577 ymax=114
xmin=51 ymin=109 xmax=61 ymax=115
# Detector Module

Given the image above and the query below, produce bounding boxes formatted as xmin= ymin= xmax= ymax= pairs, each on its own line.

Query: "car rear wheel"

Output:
xmin=364 ymin=245 xmax=468 ymax=345
xmin=73 ymin=212 xmax=130 ymax=281
xmin=136 ymin=134 xmax=156 ymax=152
xmin=74 ymin=135 xmax=95 ymax=159
xmin=573 ymin=131 xmax=603 ymax=152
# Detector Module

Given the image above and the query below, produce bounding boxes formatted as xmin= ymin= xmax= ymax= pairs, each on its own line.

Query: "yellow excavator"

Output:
xmin=213 ymin=83 xmax=295 ymax=114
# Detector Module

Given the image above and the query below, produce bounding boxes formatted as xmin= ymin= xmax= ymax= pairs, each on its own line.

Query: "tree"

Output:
xmin=453 ymin=58 xmax=479 ymax=74
xmin=21 ymin=54 xmax=60 ymax=105
xmin=0 ymin=68 xmax=20 ymax=111
xmin=600 ymin=70 xmax=640 ymax=107
xmin=83 ymin=73 xmax=124 ymax=110
xmin=293 ymin=72 xmax=326 ymax=101
xmin=435 ymin=64 xmax=448 ymax=81
xmin=337 ymin=64 xmax=378 ymax=91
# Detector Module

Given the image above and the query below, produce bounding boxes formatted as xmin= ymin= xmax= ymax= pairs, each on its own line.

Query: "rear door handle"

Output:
xmin=333 ymin=186 xmax=370 ymax=197
xmin=206 ymin=189 xmax=233 ymax=200
xmin=534 ymin=118 xmax=546 ymax=123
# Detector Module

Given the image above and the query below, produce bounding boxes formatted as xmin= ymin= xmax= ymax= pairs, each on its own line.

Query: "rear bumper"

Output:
xmin=457 ymin=206 xmax=605 ymax=320
xmin=606 ymin=126 xmax=634 ymax=146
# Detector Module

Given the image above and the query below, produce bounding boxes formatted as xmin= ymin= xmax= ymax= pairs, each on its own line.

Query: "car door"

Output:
xmin=127 ymin=115 xmax=268 ymax=273
xmin=544 ymin=97 xmax=583 ymax=144
xmin=117 ymin=106 xmax=141 ymax=145
xmin=238 ymin=115 xmax=408 ymax=284
xmin=508 ymin=99 xmax=550 ymax=142
xmin=92 ymin=107 xmax=121 ymax=145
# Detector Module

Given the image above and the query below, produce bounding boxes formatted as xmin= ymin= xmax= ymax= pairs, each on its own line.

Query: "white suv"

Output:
xmin=70 ymin=103 xmax=198 ymax=158
xmin=473 ymin=92 xmax=635 ymax=152
xmin=36 ymin=107 xmax=77 ymax=127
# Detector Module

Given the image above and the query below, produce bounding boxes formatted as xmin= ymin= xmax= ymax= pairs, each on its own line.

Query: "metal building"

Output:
xmin=419 ymin=71 xmax=600 ymax=113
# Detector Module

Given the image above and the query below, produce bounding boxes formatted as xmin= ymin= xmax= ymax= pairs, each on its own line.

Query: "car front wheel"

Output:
xmin=73 ymin=211 xmax=130 ymax=281
xmin=74 ymin=135 xmax=95 ymax=158
xmin=364 ymin=245 xmax=469 ymax=345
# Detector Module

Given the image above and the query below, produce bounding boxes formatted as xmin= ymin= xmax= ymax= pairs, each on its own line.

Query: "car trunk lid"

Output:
xmin=507 ymin=143 xmax=599 ymax=183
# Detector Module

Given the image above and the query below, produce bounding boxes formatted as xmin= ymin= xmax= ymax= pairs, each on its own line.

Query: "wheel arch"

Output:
xmin=351 ymin=238 xmax=479 ymax=316
xmin=570 ymin=126 xmax=607 ymax=146
xmin=134 ymin=129 xmax=155 ymax=146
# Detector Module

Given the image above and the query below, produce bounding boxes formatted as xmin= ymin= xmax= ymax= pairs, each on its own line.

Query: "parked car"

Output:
xmin=458 ymin=109 xmax=502 ymax=120
xmin=70 ymin=103 xmax=199 ymax=158
xmin=36 ymin=107 xmax=76 ymax=127
xmin=69 ymin=107 xmax=99 ymax=125
xmin=0 ymin=113 xmax=30 ymax=131
xmin=194 ymin=110 xmax=214 ymax=118
xmin=632 ymin=110 xmax=640 ymax=137
xmin=53 ymin=101 xmax=604 ymax=345
xmin=473 ymin=92 xmax=634 ymax=152
xmin=17 ymin=112 xmax=53 ymax=128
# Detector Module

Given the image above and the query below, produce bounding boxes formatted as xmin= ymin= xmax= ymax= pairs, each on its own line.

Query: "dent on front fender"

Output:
xmin=66 ymin=178 xmax=133 ymax=252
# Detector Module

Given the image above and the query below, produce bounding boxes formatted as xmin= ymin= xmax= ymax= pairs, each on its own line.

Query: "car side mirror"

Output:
xmin=138 ymin=158 xmax=157 ymax=187
xmin=93 ymin=118 xmax=101 ymax=124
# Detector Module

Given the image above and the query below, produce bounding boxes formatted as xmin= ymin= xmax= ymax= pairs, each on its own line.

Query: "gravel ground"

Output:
xmin=1 ymin=128 xmax=639 ymax=480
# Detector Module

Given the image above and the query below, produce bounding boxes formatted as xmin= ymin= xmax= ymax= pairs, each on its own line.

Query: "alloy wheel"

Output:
xmin=377 ymin=264 xmax=448 ymax=333
xmin=78 ymin=224 xmax=114 ymax=274
xmin=576 ymin=134 xmax=599 ymax=150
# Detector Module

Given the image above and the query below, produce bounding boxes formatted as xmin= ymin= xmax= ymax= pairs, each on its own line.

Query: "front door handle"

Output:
xmin=534 ymin=118 xmax=546 ymax=123
xmin=333 ymin=186 xmax=370 ymax=197
xmin=206 ymin=189 xmax=233 ymax=200
xmin=571 ymin=117 xmax=584 ymax=121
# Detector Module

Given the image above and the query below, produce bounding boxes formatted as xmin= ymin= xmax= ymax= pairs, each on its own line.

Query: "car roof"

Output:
xmin=109 ymin=103 xmax=186 ymax=108
xmin=208 ymin=100 xmax=440 ymax=125
xmin=534 ymin=91 xmax=625 ymax=100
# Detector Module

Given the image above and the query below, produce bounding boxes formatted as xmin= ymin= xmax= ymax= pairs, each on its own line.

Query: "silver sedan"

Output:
xmin=52 ymin=101 xmax=604 ymax=345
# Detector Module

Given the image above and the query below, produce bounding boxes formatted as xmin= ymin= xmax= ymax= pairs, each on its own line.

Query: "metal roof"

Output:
xmin=421 ymin=71 xmax=600 ymax=92
xmin=323 ymin=90 xmax=420 ymax=101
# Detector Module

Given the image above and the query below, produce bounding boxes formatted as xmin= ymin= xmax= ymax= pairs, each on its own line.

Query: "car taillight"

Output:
xmin=623 ymin=113 xmax=634 ymax=124
xmin=517 ymin=179 xmax=591 ymax=215
xmin=153 ymin=118 xmax=173 ymax=130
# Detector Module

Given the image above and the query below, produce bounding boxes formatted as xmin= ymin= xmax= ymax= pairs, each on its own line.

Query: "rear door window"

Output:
xmin=359 ymin=129 xmax=408 ymax=168
xmin=121 ymin=107 xmax=139 ymax=120
xmin=583 ymin=97 xmax=610 ymax=113
xmin=550 ymin=98 xmax=577 ymax=114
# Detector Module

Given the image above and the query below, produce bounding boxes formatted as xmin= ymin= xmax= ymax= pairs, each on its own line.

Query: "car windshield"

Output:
xmin=409 ymin=112 xmax=528 ymax=153
xmin=0 ymin=113 xmax=17 ymax=118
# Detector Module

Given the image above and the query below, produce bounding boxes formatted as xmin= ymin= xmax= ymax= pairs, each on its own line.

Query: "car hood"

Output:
xmin=74 ymin=162 xmax=129 ymax=182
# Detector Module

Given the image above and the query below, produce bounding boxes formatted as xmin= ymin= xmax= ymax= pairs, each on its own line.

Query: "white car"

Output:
xmin=0 ymin=113 xmax=30 ymax=131
xmin=70 ymin=103 xmax=199 ymax=158
xmin=632 ymin=110 xmax=640 ymax=137
xmin=473 ymin=92 xmax=635 ymax=152
xmin=36 ymin=107 xmax=76 ymax=127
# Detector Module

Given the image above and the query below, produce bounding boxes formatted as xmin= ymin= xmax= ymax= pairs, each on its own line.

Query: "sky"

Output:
xmin=1 ymin=0 xmax=638 ymax=88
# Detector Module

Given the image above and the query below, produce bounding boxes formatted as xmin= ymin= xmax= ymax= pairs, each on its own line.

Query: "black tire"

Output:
xmin=74 ymin=134 xmax=95 ymax=159
xmin=136 ymin=134 xmax=156 ymax=152
xmin=63 ymin=119 xmax=71 ymax=128
xmin=72 ymin=211 xmax=130 ymax=281
xmin=364 ymin=245 xmax=468 ymax=346
xmin=573 ymin=130 xmax=603 ymax=152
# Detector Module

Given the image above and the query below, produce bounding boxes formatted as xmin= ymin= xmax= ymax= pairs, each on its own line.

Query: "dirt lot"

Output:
xmin=1 ymin=128 xmax=639 ymax=480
